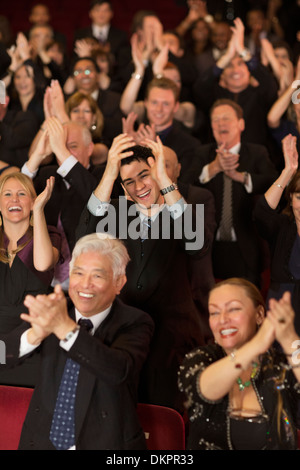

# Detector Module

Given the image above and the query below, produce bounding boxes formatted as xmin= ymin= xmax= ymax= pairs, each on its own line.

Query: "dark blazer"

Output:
xmin=95 ymin=88 xmax=124 ymax=145
xmin=33 ymin=161 xmax=105 ymax=252
xmin=178 ymin=182 xmax=216 ymax=339
xmin=9 ymin=298 xmax=154 ymax=450
xmin=195 ymin=142 xmax=278 ymax=281
xmin=76 ymin=197 xmax=210 ymax=410
xmin=159 ymin=120 xmax=203 ymax=186
xmin=254 ymin=195 xmax=300 ymax=334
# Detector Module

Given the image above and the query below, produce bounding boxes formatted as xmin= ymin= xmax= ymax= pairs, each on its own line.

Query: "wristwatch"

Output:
xmin=61 ymin=325 xmax=80 ymax=343
xmin=160 ymin=183 xmax=178 ymax=195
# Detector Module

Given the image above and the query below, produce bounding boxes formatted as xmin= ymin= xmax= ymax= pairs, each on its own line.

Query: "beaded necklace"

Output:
xmin=236 ymin=362 xmax=259 ymax=391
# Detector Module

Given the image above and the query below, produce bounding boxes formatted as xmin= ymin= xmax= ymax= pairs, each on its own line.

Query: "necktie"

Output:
xmin=97 ymin=29 xmax=106 ymax=44
xmin=219 ymin=174 xmax=233 ymax=241
xmin=140 ymin=218 xmax=151 ymax=241
xmin=49 ymin=318 xmax=93 ymax=450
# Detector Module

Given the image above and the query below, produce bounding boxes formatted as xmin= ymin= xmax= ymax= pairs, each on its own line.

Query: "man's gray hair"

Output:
xmin=66 ymin=121 xmax=93 ymax=146
xmin=70 ymin=233 xmax=130 ymax=280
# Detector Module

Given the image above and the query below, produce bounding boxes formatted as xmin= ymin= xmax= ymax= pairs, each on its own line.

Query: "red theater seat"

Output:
xmin=137 ymin=403 xmax=186 ymax=450
xmin=0 ymin=385 xmax=34 ymax=450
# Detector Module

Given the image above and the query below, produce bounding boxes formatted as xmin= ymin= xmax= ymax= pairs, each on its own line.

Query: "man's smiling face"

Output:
xmin=120 ymin=160 xmax=163 ymax=211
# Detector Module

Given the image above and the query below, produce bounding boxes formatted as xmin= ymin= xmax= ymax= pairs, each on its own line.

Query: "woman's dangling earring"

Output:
xmin=0 ymin=213 xmax=2 ymax=227
xmin=91 ymin=123 xmax=97 ymax=131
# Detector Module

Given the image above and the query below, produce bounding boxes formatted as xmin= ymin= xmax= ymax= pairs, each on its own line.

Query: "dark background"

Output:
xmin=0 ymin=0 xmax=263 ymax=53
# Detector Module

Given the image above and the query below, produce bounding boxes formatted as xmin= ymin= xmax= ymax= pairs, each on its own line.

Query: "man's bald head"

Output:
xmin=163 ymin=146 xmax=181 ymax=183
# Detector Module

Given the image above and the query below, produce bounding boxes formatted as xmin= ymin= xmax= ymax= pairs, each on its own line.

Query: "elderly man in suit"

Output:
xmin=76 ymin=133 xmax=210 ymax=411
xmin=4 ymin=233 xmax=154 ymax=450
xmin=195 ymin=98 xmax=278 ymax=287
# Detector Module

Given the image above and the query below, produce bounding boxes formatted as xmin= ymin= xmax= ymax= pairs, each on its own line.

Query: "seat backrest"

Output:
xmin=0 ymin=385 xmax=34 ymax=450
xmin=137 ymin=403 xmax=186 ymax=450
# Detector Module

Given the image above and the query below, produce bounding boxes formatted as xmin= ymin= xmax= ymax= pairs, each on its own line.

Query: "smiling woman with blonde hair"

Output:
xmin=0 ymin=172 xmax=61 ymax=386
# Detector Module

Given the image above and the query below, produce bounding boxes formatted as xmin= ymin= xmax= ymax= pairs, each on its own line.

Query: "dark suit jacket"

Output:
xmin=9 ymin=298 xmax=154 ymax=450
xmin=95 ymin=88 xmax=124 ymax=145
xmin=195 ymin=142 xmax=278 ymax=279
xmin=76 ymin=197 xmax=210 ymax=409
xmin=254 ymin=195 xmax=300 ymax=334
xmin=159 ymin=121 xmax=203 ymax=186
xmin=178 ymin=182 xmax=216 ymax=338
xmin=33 ymin=161 xmax=105 ymax=252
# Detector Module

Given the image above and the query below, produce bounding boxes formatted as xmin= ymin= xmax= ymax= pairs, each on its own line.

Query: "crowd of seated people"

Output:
xmin=1 ymin=0 xmax=300 ymax=450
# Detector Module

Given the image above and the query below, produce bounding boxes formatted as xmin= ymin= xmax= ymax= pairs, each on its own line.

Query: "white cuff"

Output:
xmin=21 ymin=163 xmax=37 ymax=179
xmin=199 ymin=165 xmax=211 ymax=184
xmin=168 ymin=197 xmax=186 ymax=219
xmin=19 ymin=330 xmax=40 ymax=357
xmin=56 ymin=155 xmax=78 ymax=177
xmin=244 ymin=173 xmax=253 ymax=193
xmin=87 ymin=192 xmax=111 ymax=216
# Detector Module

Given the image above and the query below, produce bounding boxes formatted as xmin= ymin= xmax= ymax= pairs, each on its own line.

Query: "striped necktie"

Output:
xmin=218 ymin=174 xmax=233 ymax=241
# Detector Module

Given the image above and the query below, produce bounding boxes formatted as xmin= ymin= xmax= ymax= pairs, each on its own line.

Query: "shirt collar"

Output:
xmin=228 ymin=142 xmax=241 ymax=154
xmin=91 ymin=89 xmax=99 ymax=101
xmin=92 ymin=24 xmax=110 ymax=39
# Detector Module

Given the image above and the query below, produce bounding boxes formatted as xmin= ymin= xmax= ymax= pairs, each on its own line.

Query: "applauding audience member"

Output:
xmin=0 ymin=172 xmax=60 ymax=386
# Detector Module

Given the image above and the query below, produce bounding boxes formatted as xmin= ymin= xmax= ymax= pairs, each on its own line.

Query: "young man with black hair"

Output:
xmin=77 ymin=133 xmax=210 ymax=411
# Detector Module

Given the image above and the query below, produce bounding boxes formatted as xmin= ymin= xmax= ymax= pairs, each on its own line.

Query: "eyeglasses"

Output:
xmin=73 ymin=68 xmax=94 ymax=77
xmin=71 ymin=108 xmax=93 ymax=114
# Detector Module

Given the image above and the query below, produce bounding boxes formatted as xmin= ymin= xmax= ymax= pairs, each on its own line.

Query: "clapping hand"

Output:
xmin=216 ymin=144 xmax=240 ymax=173
xmin=282 ymin=133 xmax=298 ymax=174
xmin=140 ymin=136 xmax=168 ymax=185
xmin=122 ymin=112 xmax=157 ymax=145
xmin=21 ymin=284 xmax=74 ymax=342
xmin=32 ymin=176 xmax=55 ymax=214
xmin=267 ymin=292 xmax=297 ymax=350
xmin=105 ymin=133 xmax=135 ymax=180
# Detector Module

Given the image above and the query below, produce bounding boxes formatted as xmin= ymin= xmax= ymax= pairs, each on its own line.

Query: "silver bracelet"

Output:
xmin=229 ymin=350 xmax=242 ymax=369
xmin=273 ymin=183 xmax=284 ymax=190
xmin=131 ymin=72 xmax=143 ymax=80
